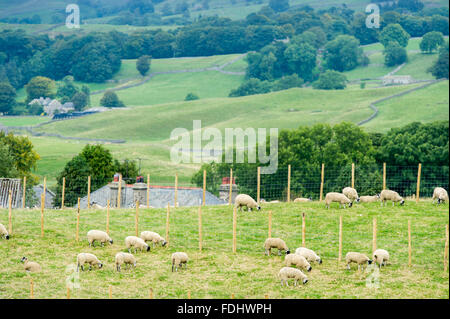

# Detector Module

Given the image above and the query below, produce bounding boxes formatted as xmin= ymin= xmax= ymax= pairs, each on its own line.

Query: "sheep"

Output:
xmin=264 ymin=238 xmax=290 ymax=256
xmin=140 ymin=231 xmax=167 ymax=248
xmin=87 ymin=230 xmax=113 ymax=247
xmin=295 ymin=247 xmax=322 ymax=264
xmin=235 ymin=194 xmax=261 ymax=212
xmin=325 ymin=192 xmax=352 ymax=209
xmin=115 ymin=252 xmax=137 ymax=272
xmin=342 ymin=187 xmax=360 ymax=203
xmin=345 ymin=252 xmax=372 ymax=271
xmin=432 ymin=187 xmax=449 ymax=204
xmin=293 ymin=197 xmax=312 ymax=203
xmin=359 ymin=194 xmax=380 ymax=203
xmin=278 ymin=267 xmax=308 ymax=287
xmin=285 ymin=254 xmax=312 ymax=272
xmin=76 ymin=253 xmax=103 ymax=272
xmin=0 ymin=223 xmax=10 ymax=240
xmin=373 ymin=249 xmax=390 ymax=268
xmin=90 ymin=202 xmax=105 ymax=209
xmin=380 ymin=190 xmax=404 ymax=206
xmin=171 ymin=252 xmax=188 ymax=272
xmin=21 ymin=257 xmax=41 ymax=272
xmin=125 ymin=236 xmax=150 ymax=253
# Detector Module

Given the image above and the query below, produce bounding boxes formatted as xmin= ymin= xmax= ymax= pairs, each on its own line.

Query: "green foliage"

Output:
xmin=379 ymin=24 xmax=410 ymax=48
xmin=185 ymin=93 xmax=200 ymax=101
xmin=113 ymin=159 xmax=139 ymax=182
xmin=420 ymin=31 xmax=445 ymax=53
xmin=271 ymin=74 xmax=304 ymax=92
xmin=0 ymin=82 xmax=16 ymax=114
xmin=284 ymin=42 xmax=316 ymax=81
xmin=100 ymin=91 xmax=125 ymax=108
xmin=268 ymin=0 xmax=289 ymax=13
xmin=313 ymin=70 xmax=347 ymax=90
xmin=383 ymin=41 xmax=408 ymax=67
xmin=72 ymin=92 xmax=88 ymax=111
xmin=27 ymin=102 xmax=44 ymax=115
xmin=229 ymin=78 xmax=271 ymax=97
xmin=25 ymin=76 xmax=55 ymax=104
xmin=324 ymin=35 xmax=365 ymax=72
xmin=0 ymin=140 xmax=18 ymax=178
xmin=56 ymin=76 xmax=78 ymax=100
xmin=136 ymin=55 xmax=151 ymax=76
xmin=428 ymin=42 xmax=449 ymax=79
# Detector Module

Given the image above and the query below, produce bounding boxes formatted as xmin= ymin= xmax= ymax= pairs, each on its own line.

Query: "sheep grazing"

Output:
xmin=87 ymin=230 xmax=113 ymax=247
xmin=140 ymin=231 xmax=167 ymax=248
xmin=235 ymin=194 xmax=261 ymax=212
xmin=21 ymin=257 xmax=41 ymax=272
xmin=76 ymin=253 xmax=103 ymax=272
xmin=285 ymin=254 xmax=312 ymax=272
xmin=115 ymin=252 xmax=137 ymax=272
xmin=125 ymin=236 xmax=150 ymax=253
xmin=325 ymin=192 xmax=352 ymax=209
xmin=342 ymin=187 xmax=360 ymax=203
xmin=293 ymin=197 xmax=312 ymax=203
xmin=0 ymin=223 xmax=10 ymax=240
xmin=345 ymin=252 xmax=372 ymax=271
xmin=432 ymin=187 xmax=449 ymax=204
xmin=171 ymin=252 xmax=188 ymax=272
xmin=90 ymin=202 xmax=105 ymax=209
xmin=380 ymin=190 xmax=404 ymax=206
xmin=278 ymin=267 xmax=308 ymax=287
xmin=295 ymin=247 xmax=322 ymax=264
xmin=373 ymin=249 xmax=390 ymax=268
xmin=264 ymin=238 xmax=290 ymax=256
xmin=359 ymin=194 xmax=380 ymax=203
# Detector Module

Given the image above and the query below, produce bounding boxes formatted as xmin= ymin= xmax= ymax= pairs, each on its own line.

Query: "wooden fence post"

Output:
xmin=408 ymin=220 xmax=412 ymax=267
xmin=287 ymin=165 xmax=291 ymax=202
xmin=257 ymin=167 xmax=261 ymax=204
xmin=444 ymin=224 xmax=448 ymax=272
xmin=232 ymin=207 xmax=237 ymax=253
xmin=338 ymin=215 xmax=343 ymax=263
xmin=302 ymin=213 xmax=306 ymax=247
xmin=22 ymin=176 xmax=26 ymax=209
xmin=117 ymin=174 xmax=122 ymax=209
xmin=40 ymin=194 xmax=45 ymax=237
xmin=231 ymin=293 xmax=235 ymax=299
xmin=106 ymin=200 xmax=110 ymax=234
xmin=149 ymin=288 xmax=153 ymax=299
xmin=202 ymin=170 xmax=206 ymax=206
xmin=61 ymin=177 xmax=65 ymax=209
xmin=373 ymin=218 xmax=377 ymax=254
xmin=109 ymin=286 xmax=112 ymax=299
xmin=67 ymin=287 xmax=71 ymax=299
xmin=198 ymin=206 xmax=202 ymax=252
xmin=416 ymin=163 xmax=422 ymax=203
xmin=383 ymin=163 xmax=386 ymax=190
xmin=174 ymin=173 xmax=178 ymax=207
xmin=268 ymin=210 xmax=272 ymax=238
xmin=43 ymin=177 xmax=46 ymax=202
xmin=229 ymin=168 xmax=233 ymax=205
xmin=8 ymin=190 xmax=12 ymax=234
xmin=166 ymin=203 xmax=170 ymax=248
xmin=135 ymin=200 xmax=139 ymax=237
xmin=351 ymin=163 xmax=355 ymax=189
xmin=76 ymin=198 xmax=80 ymax=242
xmin=187 ymin=290 xmax=191 ymax=299
xmin=320 ymin=163 xmax=324 ymax=202
xmin=147 ymin=174 xmax=150 ymax=208
xmin=264 ymin=293 xmax=269 ymax=299
xmin=30 ymin=279 xmax=34 ymax=299
xmin=87 ymin=176 xmax=91 ymax=209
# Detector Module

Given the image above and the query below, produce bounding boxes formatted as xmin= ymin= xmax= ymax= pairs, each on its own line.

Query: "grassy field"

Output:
xmin=0 ymin=116 xmax=50 ymax=127
xmin=0 ymin=200 xmax=448 ymax=299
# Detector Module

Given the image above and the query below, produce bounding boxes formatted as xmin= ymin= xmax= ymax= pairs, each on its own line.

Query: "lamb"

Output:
xmin=295 ymin=247 xmax=322 ymax=264
xmin=76 ymin=253 xmax=103 ymax=271
xmin=278 ymin=267 xmax=308 ymax=287
xmin=87 ymin=230 xmax=113 ymax=247
xmin=359 ymin=194 xmax=380 ymax=203
xmin=235 ymin=194 xmax=261 ymax=212
xmin=325 ymin=192 xmax=352 ymax=209
xmin=345 ymin=252 xmax=372 ymax=270
xmin=140 ymin=231 xmax=167 ymax=248
xmin=115 ymin=252 xmax=137 ymax=272
xmin=0 ymin=223 xmax=9 ymax=240
xmin=264 ymin=238 xmax=290 ymax=256
xmin=342 ymin=187 xmax=360 ymax=203
xmin=171 ymin=252 xmax=188 ymax=272
xmin=125 ymin=236 xmax=150 ymax=253
xmin=380 ymin=190 xmax=404 ymax=206
xmin=285 ymin=254 xmax=312 ymax=272
xmin=372 ymin=249 xmax=389 ymax=268
xmin=293 ymin=197 xmax=312 ymax=203
xmin=21 ymin=257 xmax=41 ymax=272
xmin=432 ymin=187 xmax=449 ymax=204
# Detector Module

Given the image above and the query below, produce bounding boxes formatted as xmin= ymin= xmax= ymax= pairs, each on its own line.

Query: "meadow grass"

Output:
xmin=0 ymin=200 xmax=448 ymax=299
xmin=0 ymin=116 xmax=50 ymax=127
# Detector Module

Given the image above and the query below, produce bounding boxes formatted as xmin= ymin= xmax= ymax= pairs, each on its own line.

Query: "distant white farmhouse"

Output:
xmin=28 ymin=97 xmax=74 ymax=116
xmin=382 ymin=75 xmax=413 ymax=86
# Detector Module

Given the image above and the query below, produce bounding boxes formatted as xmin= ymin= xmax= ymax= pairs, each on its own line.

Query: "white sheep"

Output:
xmin=76 ymin=253 xmax=103 ymax=271
xmin=373 ymin=249 xmax=390 ymax=268
xmin=115 ymin=252 xmax=137 ymax=272
xmin=140 ymin=231 xmax=167 ymax=248
xmin=345 ymin=252 xmax=372 ymax=270
xmin=171 ymin=252 xmax=188 ymax=272
xmin=285 ymin=254 xmax=312 ymax=272
xmin=295 ymin=247 xmax=322 ymax=264
xmin=278 ymin=267 xmax=308 ymax=287
xmin=21 ymin=257 xmax=41 ymax=272
xmin=380 ymin=190 xmax=404 ymax=206
xmin=125 ymin=236 xmax=150 ymax=253
xmin=342 ymin=187 xmax=360 ymax=203
xmin=0 ymin=223 xmax=10 ymax=240
xmin=87 ymin=230 xmax=113 ymax=247
xmin=235 ymin=194 xmax=261 ymax=212
xmin=359 ymin=194 xmax=380 ymax=203
xmin=325 ymin=192 xmax=352 ymax=209
xmin=293 ymin=197 xmax=312 ymax=203
xmin=264 ymin=238 xmax=290 ymax=256
xmin=90 ymin=202 xmax=105 ymax=209
xmin=432 ymin=187 xmax=449 ymax=204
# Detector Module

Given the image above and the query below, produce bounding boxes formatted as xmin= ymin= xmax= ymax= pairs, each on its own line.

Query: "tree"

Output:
xmin=229 ymin=78 xmax=271 ymax=97
xmin=324 ymin=35 xmax=365 ymax=72
xmin=271 ymin=74 xmax=304 ymax=91
xmin=383 ymin=41 xmax=408 ymax=66
xmin=185 ymin=93 xmax=199 ymax=101
xmin=136 ymin=55 xmax=151 ymax=76
xmin=71 ymin=92 xmax=88 ymax=111
xmin=269 ymin=0 xmax=289 ymax=13
xmin=80 ymin=144 xmax=115 ymax=190
xmin=420 ymin=31 xmax=445 ymax=53
xmin=56 ymin=75 xmax=78 ymax=100
xmin=379 ymin=24 xmax=410 ymax=48
xmin=398 ymin=0 xmax=424 ymax=12
xmin=0 ymin=82 xmax=16 ymax=114
xmin=0 ymin=141 xmax=18 ymax=177
xmin=100 ymin=91 xmax=125 ymax=108
xmin=431 ymin=15 xmax=449 ymax=36
xmin=428 ymin=42 xmax=449 ymax=79
xmin=81 ymin=85 xmax=91 ymax=107
xmin=284 ymin=42 xmax=316 ymax=81
xmin=313 ymin=70 xmax=347 ymax=90
xmin=25 ymin=76 xmax=55 ymax=103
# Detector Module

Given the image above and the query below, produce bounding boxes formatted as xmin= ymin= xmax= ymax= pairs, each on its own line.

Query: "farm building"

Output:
xmin=382 ymin=75 xmax=413 ymax=86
